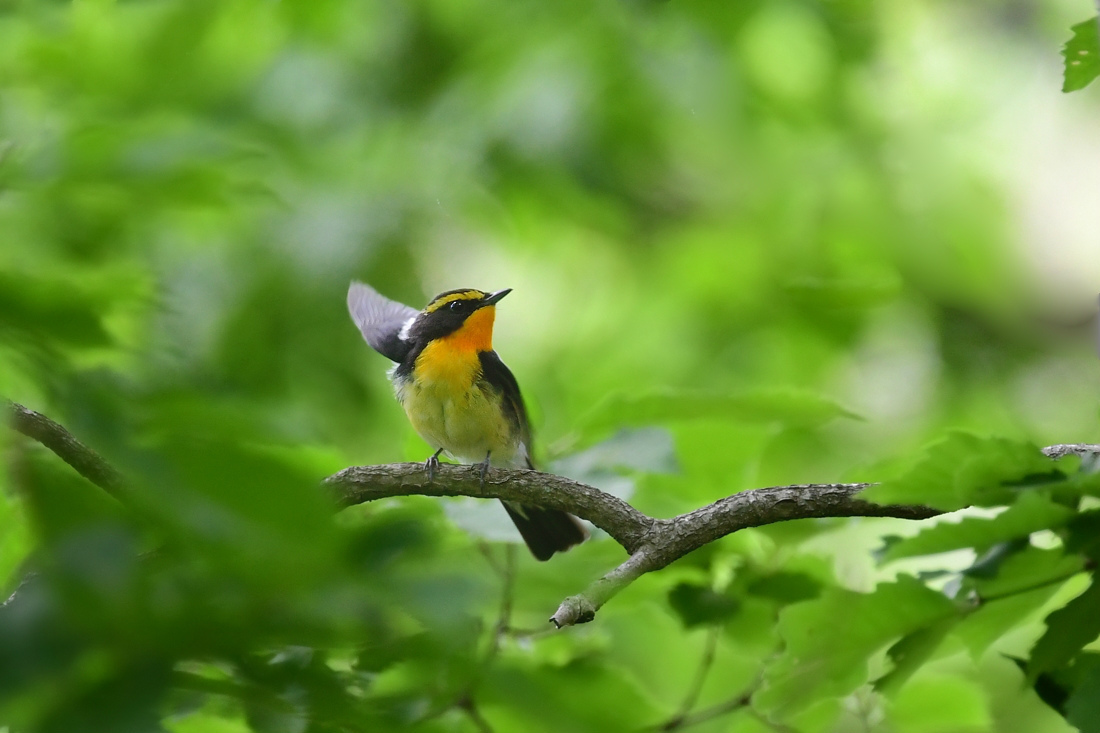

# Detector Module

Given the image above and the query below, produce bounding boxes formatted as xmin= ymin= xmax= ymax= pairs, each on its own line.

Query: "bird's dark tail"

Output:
xmin=501 ymin=500 xmax=588 ymax=561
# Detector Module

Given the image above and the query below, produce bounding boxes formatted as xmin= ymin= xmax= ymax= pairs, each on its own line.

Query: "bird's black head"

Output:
xmin=406 ymin=288 xmax=511 ymax=345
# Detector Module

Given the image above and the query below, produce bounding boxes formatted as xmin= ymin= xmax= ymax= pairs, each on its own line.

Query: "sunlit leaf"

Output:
xmin=888 ymin=674 xmax=992 ymax=733
xmin=1063 ymin=17 xmax=1100 ymax=92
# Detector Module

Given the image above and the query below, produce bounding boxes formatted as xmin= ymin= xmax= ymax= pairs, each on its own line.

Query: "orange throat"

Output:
xmin=413 ymin=306 xmax=496 ymax=389
xmin=445 ymin=305 xmax=495 ymax=353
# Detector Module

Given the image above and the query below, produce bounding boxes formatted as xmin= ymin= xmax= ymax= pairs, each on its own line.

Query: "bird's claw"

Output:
xmin=425 ymin=448 xmax=444 ymax=483
xmin=478 ymin=452 xmax=491 ymax=489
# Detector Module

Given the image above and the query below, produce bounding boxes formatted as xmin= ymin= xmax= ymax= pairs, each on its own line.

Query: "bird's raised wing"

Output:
xmin=347 ymin=281 xmax=420 ymax=363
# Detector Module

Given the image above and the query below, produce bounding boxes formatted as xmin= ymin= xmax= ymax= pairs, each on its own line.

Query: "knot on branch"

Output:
xmin=550 ymin=595 xmax=597 ymax=628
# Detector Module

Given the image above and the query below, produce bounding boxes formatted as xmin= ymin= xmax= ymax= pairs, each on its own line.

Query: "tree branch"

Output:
xmin=18 ymin=401 xmax=1088 ymax=629
xmin=326 ymin=466 xmax=940 ymax=627
xmin=5 ymin=400 xmax=129 ymax=501
xmin=329 ymin=463 xmax=653 ymax=553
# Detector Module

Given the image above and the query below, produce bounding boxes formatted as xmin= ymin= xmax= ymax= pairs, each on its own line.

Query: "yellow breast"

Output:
xmin=395 ymin=313 xmax=519 ymax=465
xmin=413 ymin=338 xmax=482 ymax=393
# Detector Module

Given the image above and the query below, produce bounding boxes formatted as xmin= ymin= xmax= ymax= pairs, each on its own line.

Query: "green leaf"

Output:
xmin=1063 ymin=17 xmax=1100 ymax=93
xmin=1066 ymin=659 xmax=1100 ymax=733
xmin=876 ymin=619 xmax=958 ymax=695
xmin=756 ymin=576 xmax=958 ymax=720
xmin=881 ymin=491 xmax=1075 ymax=563
xmin=956 ymin=587 xmax=1061 ymax=658
xmin=581 ymin=388 xmax=859 ymax=434
xmin=745 ymin=571 xmax=823 ymax=604
xmin=0 ymin=271 xmax=113 ymax=348
xmin=862 ymin=433 xmax=1062 ymax=512
xmin=1028 ymin=576 xmax=1100 ymax=680
xmin=667 ymin=582 xmax=740 ymax=628
xmin=889 ymin=674 xmax=992 ymax=733
xmin=965 ymin=546 xmax=1084 ymax=599
xmin=483 ymin=656 xmax=660 ymax=733
xmin=1064 ymin=510 xmax=1100 ymax=562
xmin=962 ymin=538 xmax=1030 ymax=580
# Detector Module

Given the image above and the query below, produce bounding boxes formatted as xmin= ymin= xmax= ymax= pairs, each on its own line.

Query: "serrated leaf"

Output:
xmin=881 ymin=492 xmax=1074 ymax=563
xmin=862 ymin=433 xmax=1062 ymax=512
xmin=581 ymin=388 xmax=859 ymax=434
xmin=1063 ymin=17 xmax=1100 ymax=93
xmin=667 ymin=582 xmax=740 ymax=628
xmin=755 ymin=576 xmax=958 ymax=720
xmin=1028 ymin=576 xmax=1100 ymax=680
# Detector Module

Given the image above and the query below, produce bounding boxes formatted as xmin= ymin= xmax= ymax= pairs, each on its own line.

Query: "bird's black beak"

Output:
xmin=483 ymin=289 xmax=512 ymax=306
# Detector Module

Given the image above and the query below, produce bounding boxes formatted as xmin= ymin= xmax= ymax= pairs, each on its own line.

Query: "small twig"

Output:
xmin=476 ymin=540 xmax=506 ymax=578
xmin=660 ymin=691 xmax=753 ymax=731
xmin=480 ymin=544 xmax=516 ymax=669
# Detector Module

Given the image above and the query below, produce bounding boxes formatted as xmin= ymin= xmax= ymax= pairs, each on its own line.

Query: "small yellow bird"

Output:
xmin=347 ymin=282 xmax=587 ymax=560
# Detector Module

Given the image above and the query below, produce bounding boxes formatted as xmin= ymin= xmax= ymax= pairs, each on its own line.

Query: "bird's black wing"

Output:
xmin=479 ymin=349 xmax=589 ymax=560
xmin=478 ymin=349 xmax=533 ymax=463
xmin=347 ymin=282 xmax=419 ymax=363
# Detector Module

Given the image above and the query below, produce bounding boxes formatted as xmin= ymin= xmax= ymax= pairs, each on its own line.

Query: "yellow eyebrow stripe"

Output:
xmin=424 ymin=290 xmax=485 ymax=313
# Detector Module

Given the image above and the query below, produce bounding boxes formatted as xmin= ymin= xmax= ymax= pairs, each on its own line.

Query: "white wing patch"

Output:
xmin=398 ymin=315 xmax=416 ymax=342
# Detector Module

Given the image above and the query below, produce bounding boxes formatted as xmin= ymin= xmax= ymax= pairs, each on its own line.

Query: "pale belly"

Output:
xmin=393 ymin=375 xmax=522 ymax=467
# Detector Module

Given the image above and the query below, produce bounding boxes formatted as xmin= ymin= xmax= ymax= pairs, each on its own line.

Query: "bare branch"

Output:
xmin=5 ymin=400 xmax=129 ymax=501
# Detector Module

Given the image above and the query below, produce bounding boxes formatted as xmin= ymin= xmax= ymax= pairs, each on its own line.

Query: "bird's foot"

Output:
xmin=425 ymin=448 xmax=444 ymax=483
xmin=478 ymin=451 xmax=491 ymax=490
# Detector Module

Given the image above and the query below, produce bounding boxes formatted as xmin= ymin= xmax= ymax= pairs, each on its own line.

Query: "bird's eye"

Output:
xmin=448 ymin=300 xmax=465 ymax=312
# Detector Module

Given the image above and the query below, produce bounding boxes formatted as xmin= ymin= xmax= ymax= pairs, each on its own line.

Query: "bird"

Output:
xmin=346 ymin=281 xmax=588 ymax=560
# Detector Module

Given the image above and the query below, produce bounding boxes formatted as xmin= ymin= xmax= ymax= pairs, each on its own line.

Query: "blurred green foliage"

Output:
xmin=2 ymin=0 xmax=1099 ymax=731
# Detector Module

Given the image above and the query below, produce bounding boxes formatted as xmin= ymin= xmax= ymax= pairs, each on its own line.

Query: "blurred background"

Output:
xmin=1 ymin=0 xmax=1098 ymax=731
